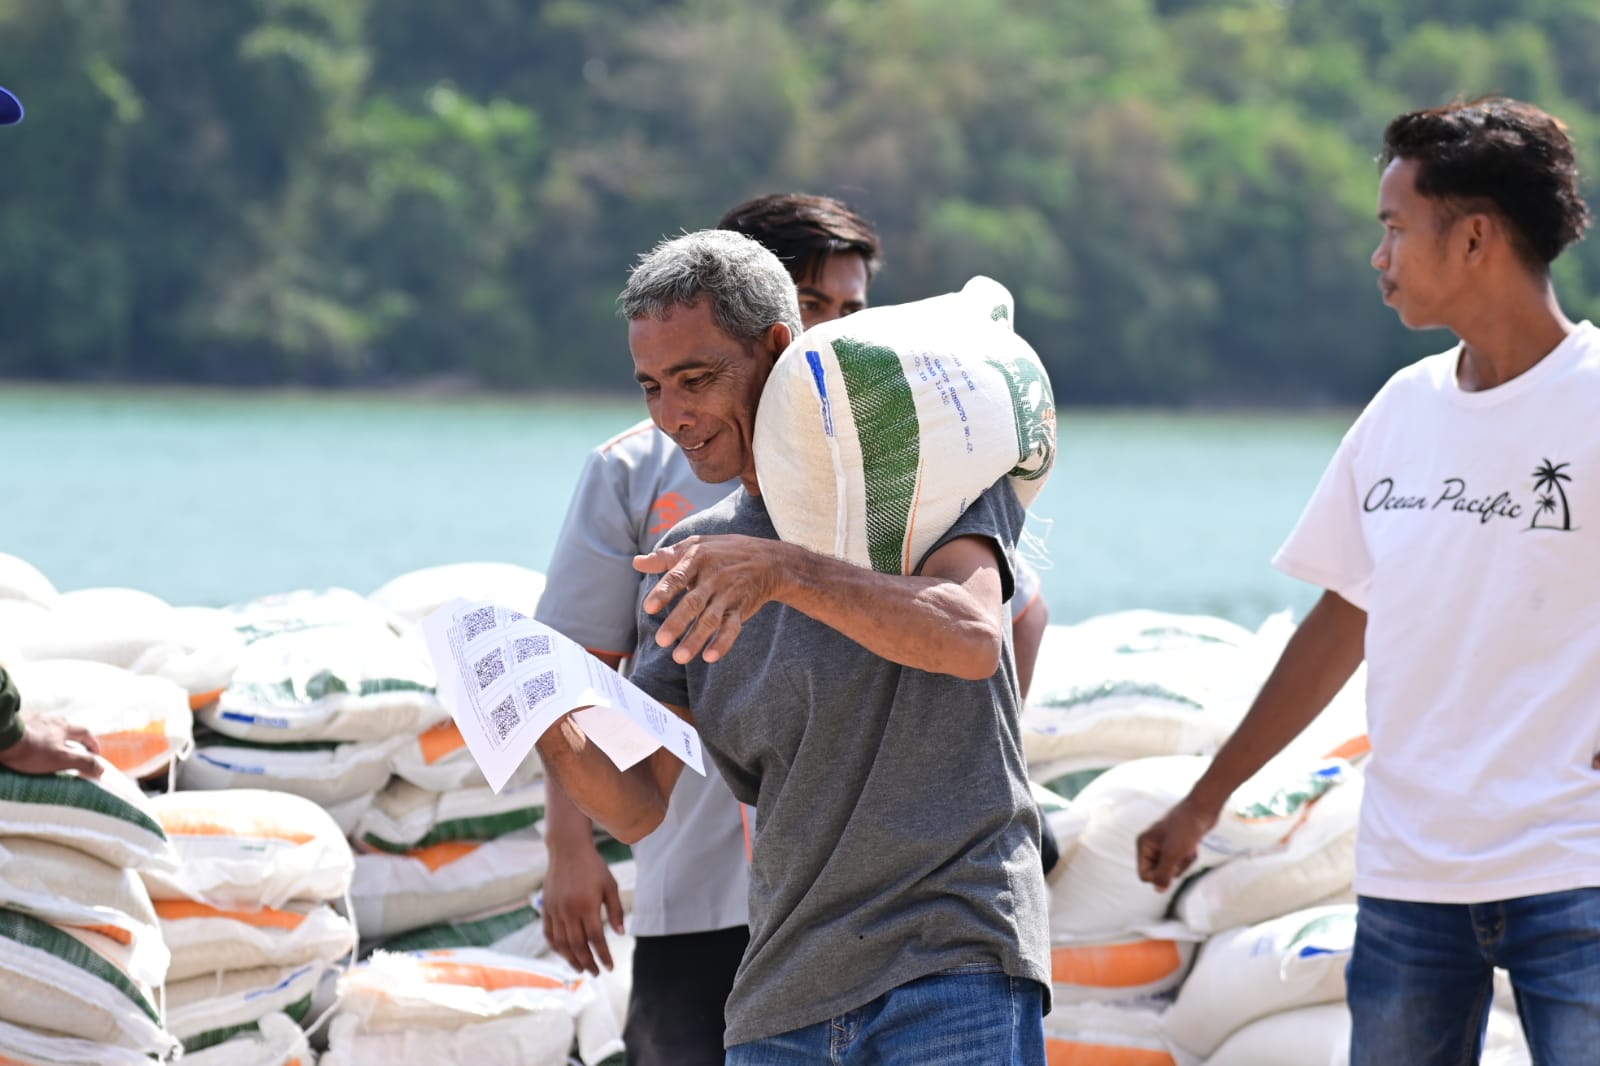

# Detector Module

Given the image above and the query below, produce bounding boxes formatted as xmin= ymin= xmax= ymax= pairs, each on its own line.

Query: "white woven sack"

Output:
xmin=355 ymin=777 xmax=546 ymax=854
xmin=1049 ymin=754 xmax=1352 ymax=940
xmin=0 ymin=553 xmax=59 ymax=609
xmin=377 ymin=900 xmax=546 ymax=958
xmin=180 ymin=1010 xmax=317 ymax=1066
xmin=0 ymin=1015 xmax=160 ymax=1066
xmin=1175 ymin=774 xmax=1362 ymax=934
xmin=201 ymin=588 xmax=445 ymax=743
xmin=0 ymin=911 xmax=177 ymax=1058
xmin=323 ymin=1011 xmax=570 ymax=1066
xmin=9 ymin=659 xmax=193 ymax=780
xmin=1161 ymin=904 xmax=1357 ymax=1059
xmin=368 ymin=563 xmax=546 ymax=632
xmin=1049 ymin=935 xmax=1196 ymax=1006
xmin=142 ymin=789 xmax=354 ymax=909
xmin=332 ymin=946 xmax=588 ymax=1031
xmin=159 ymin=900 xmax=356 ymax=982
xmin=351 ymin=833 xmax=549 ymax=939
xmin=0 ymin=760 xmax=177 ymax=873
xmin=1043 ymin=1001 xmax=1175 ymax=1065
xmin=1205 ymin=1003 xmax=1350 ymax=1066
xmin=165 ymin=961 xmax=325 ymax=1047
xmin=179 ymin=734 xmax=404 ymax=809
xmin=0 ymin=837 xmax=169 ymax=988
xmin=753 ymin=276 xmax=1055 ymax=574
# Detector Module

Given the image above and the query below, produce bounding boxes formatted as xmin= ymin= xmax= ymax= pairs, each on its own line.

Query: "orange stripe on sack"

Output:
xmin=157 ymin=809 xmax=315 ymax=845
xmin=410 ymin=841 xmax=479 ymax=872
xmin=72 ymin=923 xmax=134 ymax=947
xmin=900 ymin=458 xmax=927 ymax=575
xmin=416 ymin=960 xmax=578 ymax=993
xmin=98 ymin=722 xmax=172 ymax=774
xmin=1051 ymin=941 xmax=1185 ymax=989
xmin=1324 ymin=734 xmax=1372 ymax=761
xmin=740 ymin=804 xmax=753 ymax=864
xmin=188 ymin=687 xmax=227 ymax=710
xmin=1047 ymin=1039 xmax=1175 ymax=1066
xmin=417 ymin=720 xmax=468 ymax=765
xmin=154 ymin=900 xmax=308 ymax=930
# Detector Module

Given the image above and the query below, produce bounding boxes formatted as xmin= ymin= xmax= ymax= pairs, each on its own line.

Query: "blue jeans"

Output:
xmin=1348 ymin=889 xmax=1600 ymax=1065
xmin=724 ymin=964 xmax=1046 ymax=1065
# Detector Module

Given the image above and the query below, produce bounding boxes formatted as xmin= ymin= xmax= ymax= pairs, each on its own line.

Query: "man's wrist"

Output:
xmin=0 ymin=714 xmax=24 ymax=754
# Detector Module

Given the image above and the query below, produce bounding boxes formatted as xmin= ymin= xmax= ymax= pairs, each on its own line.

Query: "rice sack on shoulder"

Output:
xmin=753 ymin=276 xmax=1055 ymax=574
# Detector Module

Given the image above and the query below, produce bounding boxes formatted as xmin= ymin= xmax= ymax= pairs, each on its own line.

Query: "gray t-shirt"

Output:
xmin=536 ymin=418 xmax=750 ymax=936
xmin=630 ymin=482 xmax=1051 ymax=1046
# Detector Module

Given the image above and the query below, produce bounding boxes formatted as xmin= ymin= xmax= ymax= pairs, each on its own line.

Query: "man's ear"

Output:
xmin=761 ymin=321 xmax=793 ymax=364
xmin=1463 ymin=212 xmax=1491 ymax=260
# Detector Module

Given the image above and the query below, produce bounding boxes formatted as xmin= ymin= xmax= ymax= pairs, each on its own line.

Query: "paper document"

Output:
xmin=421 ymin=598 xmax=706 ymax=793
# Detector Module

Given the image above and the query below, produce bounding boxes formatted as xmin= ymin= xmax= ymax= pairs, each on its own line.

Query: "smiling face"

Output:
xmin=629 ymin=300 xmax=789 ymax=493
xmin=795 ymin=252 xmax=870 ymax=329
xmin=1371 ymin=157 xmax=1476 ymax=331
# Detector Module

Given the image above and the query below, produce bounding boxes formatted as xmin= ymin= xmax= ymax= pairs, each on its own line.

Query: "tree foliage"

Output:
xmin=1 ymin=0 xmax=1597 ymax=402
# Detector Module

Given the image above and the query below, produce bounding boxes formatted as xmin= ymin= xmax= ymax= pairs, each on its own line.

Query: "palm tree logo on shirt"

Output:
xmin=1528 ymin=460 xmax=1574 ymax=531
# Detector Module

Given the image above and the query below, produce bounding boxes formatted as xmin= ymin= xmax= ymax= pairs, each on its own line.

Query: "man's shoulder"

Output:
xmin=657 ymin=489 xmax=761 ymax=546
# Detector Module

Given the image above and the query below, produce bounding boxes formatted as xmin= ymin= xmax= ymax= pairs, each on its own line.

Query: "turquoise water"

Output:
xmin=1 ymin=386 xmax=1352 ymax=627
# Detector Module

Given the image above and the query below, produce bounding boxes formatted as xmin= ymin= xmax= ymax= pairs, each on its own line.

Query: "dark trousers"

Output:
xmin=625 ymin=925 xmax=750 ymax=1066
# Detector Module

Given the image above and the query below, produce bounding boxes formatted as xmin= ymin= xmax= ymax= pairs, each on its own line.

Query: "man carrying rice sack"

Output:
xmin=535 ymin=229 xmax=1051 ymax=1064
xmin=1137 ymin=97 xmax=1600 ymax=1065
xmin=536 ymin=194 xmax=883 ymax=1066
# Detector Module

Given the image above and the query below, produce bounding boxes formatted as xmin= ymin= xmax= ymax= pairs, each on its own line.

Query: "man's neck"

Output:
xmin=1454 ymin=276 xmax=1575 ymax=392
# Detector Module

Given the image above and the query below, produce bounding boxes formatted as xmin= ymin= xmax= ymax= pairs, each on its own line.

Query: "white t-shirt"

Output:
xmin=537 ymin=419 xmax=750 ymax=936
xmin=1274 ymin=321 xmax=1600 ymax=904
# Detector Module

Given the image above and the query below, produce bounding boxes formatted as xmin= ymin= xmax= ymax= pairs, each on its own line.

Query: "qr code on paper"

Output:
xmin=462 ymin=607 xmax=498 ymax=639
xmin=507 ymin=609 xmax=527 ymax=622
xmin=489 ymin=695 xmax=520 ymax=741
xmin=521 ymin=670 xmax=557 ymax=707
xmin=513 ymin=635 xmax=552 ymax=663
xmin=473 ymin=648 xmax=506 ymax=690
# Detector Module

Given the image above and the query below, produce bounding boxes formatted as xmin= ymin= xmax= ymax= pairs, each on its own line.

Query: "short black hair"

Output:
xmin=717 ymin=194 xmax=883 ymax=284
xmin=1380 ymin=97 xmax=1591 ymax=266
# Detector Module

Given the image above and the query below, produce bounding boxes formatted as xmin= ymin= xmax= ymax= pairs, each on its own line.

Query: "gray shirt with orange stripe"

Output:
xmin=535 ymin=418 xmax=750 ymax=937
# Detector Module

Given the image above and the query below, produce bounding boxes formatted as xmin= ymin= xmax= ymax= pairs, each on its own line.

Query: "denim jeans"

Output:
xmin=1348 ymin=889 xmax=1600 ymax=1065
xmin=724 ymin=964 xmax=1046 ymax=1065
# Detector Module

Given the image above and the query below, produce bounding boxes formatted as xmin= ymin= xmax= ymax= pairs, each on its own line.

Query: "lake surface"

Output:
xmin=1 ymin=386 xmax=1353 ymax=629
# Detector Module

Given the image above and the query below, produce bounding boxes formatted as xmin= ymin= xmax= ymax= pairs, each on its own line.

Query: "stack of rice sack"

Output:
xmin=0 ymin=556 xmax=243 ymax=716
xmin=0 ymin=760 xmax=181 ymax=1064
xmin=1042 ymin=749 xmax=1360 ymax=1063
xmin=322 ymin=947 xmax=619 ymax=1066
xmin=181 ymin=588 xmax=446 ymax=834
xmin=142 ymin=789 xmax=355 ymax=1060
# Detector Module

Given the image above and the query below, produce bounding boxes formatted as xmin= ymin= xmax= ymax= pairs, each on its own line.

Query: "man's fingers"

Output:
xmin=701 ymin=612 xmax=744 ymax=664
xmin=589 ymin=919 xmax=615 ymax=972
xmin=64 ymin=747 xmax=103 ymax=779
xmin=603 ymin=880 xmax=626 ymax=936
xmin=67 ymin=726 xmax=101 ymax=755
xmin=671 ymin=602 xmax=728 ymax=664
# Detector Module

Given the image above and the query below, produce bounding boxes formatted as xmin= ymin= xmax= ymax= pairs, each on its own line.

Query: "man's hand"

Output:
xmin=542 ymin=832 xmax=626 ymax=976
xmin=0 ymin=717 xmax=102 ymax=778
xmin=634 ymin=535 xmax=783 ymax=665
xmin=1135 ymin=794 xmax=1220 ymax=893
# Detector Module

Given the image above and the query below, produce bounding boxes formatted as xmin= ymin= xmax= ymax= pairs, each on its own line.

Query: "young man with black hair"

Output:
xmin=1137 ymin=97 xmax=1600 ymax=1064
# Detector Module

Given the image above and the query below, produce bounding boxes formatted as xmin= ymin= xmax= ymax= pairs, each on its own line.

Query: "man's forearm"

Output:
xmin=536 ymin=715 xmax=677 ymax=845
xmin=773 ymin=539 xmax=1004 ymax=680
xmin=1188 ymin=590 xmax=1367 ymax=812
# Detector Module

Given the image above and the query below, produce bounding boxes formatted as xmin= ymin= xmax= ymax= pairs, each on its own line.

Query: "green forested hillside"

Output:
xmin=2 ymin=0 xmax=1597 ymax=402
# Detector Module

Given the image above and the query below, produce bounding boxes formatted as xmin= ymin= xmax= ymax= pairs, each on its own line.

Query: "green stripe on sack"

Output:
xmin=0 ymin=908 xmax=161 ymax=1025
xmin=181 ymin=993 xmax=313 ymax=1053
xmin=0 ymin=768 xmax=166 ymax=841
xmin=361 ymin=807 xmax=544 ymax=854
xmin=832 ymin=339 xmax=921 ymax=573
xmin=382 ymin=905 xmax=539 ymax=953
xmin=983 ymin=356 xmax=1055 ymax=483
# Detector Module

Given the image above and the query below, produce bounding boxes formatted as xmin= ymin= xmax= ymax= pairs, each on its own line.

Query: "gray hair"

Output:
xmin=620 ymin=229 xmax=802 ymax=343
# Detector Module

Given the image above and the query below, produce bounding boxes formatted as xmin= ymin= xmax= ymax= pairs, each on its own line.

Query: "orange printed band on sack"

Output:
xmin=1324 ymin=734 xmax=1372 ymax=761
xmin=157 ymin=809 xmax=315 ymax=845
xmin=69 ymin=922 xmax=135 ymax=947
xmin=416 ymin=960 xmax=579 ymax=994
xmin=98 ymin=722 xmax=172 ymax=774
xmin=154 ymin=900 xmax=308 ymax=930
xmin=1047 ymin=1041 xmax=1175 ymax=1066
xmin=1051 ymin=940 xmax=1185 ymax=988
xmin=410 ymin=840 xmax=479 ymax=872
xmin=188 ymin=688 xmax=227 ymax=710
xmin=418 ymin=720 xmax=468 ymax=765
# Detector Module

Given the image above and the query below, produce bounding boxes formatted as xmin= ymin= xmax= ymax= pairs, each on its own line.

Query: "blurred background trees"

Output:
xmin=2 ymin=0 xmax=1596 ymax=403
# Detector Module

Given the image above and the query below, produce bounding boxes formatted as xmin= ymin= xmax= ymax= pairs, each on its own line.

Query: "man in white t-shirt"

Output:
xmin=1136 ymin=97 xmax=1600 ymax=1064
